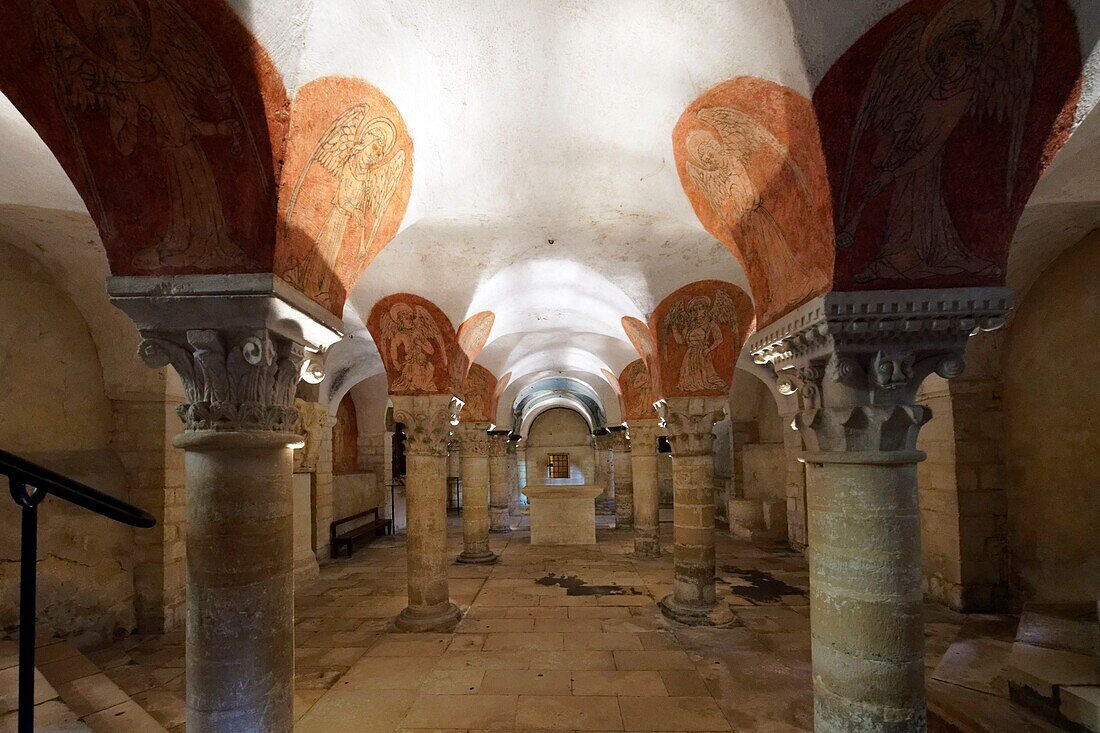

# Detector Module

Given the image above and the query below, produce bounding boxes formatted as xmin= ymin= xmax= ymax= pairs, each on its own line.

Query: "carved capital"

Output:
xmin=392 ymin=394 xmax=455 ymax=457
xmin=593 ymin=433 xmax=614 ymax=452
xmin=139 ymin=328 xmax=307 ymax=432
xmin=608 ymin=426 xmax=631 ymax=453
xmin=659 ymin=396 xmax=726 ymax=457
xmin=628 ymin=419 xmax=665 ymax=457
xmin=750 ymin=288 xmax=1012 ymax=459
xmin=293 ymin=399 xmax=335 ymax=472
xmin=454 ymin=422 xmax=492 ymax=457
xmin=487 ymin=430 xmax=510 ymax=457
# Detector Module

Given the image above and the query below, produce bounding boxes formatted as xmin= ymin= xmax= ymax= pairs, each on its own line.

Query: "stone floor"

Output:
xmin=69 ymin=519 xmax=1066 ymax=732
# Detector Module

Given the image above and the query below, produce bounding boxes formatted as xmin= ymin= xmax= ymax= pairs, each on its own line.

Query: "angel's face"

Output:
xmin=397 ymin=310 xmax=415 ymax=329
xmin=688 ymin=300 xmax=710 ymax=326
xmin=929 ymin=25 xmax=983 ymax=82
xmin=98 ymin=12 xmax=149 ymax=64
xmin=688 ymin=134 xmax=723 ymax=171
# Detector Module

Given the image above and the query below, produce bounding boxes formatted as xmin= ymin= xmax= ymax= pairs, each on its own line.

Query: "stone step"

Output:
xmin=1 ymin=639 xmax=92 ymax=732
xmin=33 ymin=641 xmax=168 ymax=733
xmin=1016 ymin=603 xmax=1099 ymax=658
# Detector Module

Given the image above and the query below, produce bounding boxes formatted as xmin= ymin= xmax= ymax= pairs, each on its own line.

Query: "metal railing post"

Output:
xmin=11 ymin=480 xmax=42 ymax=733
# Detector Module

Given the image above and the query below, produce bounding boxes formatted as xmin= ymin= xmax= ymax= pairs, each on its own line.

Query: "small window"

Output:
xmin=547 ymin=453 xmax=570 ymax=479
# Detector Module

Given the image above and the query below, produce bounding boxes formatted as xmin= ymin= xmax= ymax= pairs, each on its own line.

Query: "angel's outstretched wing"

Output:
xmin=712 ymin=290 xmax=737 ymax=328
xmin=359 ymin=148 xmax=407 ymax=260
xmin=377 ymin=307 xmax=402 ymax=360
xmin=663 ymin=300 xmax=689 ymax=345
xmin=970 ymin=0 xmax=1039 ymax=206
xmin=698 ymin=107 xmax=812 ymax=203
xmin=414 ymin=305 xmax=448 ymax=364
xmin=30 ymin=1 xmax=118 ymax=235
xmin=836 ymin=15 xmax=929 ymax=224
xmin=283 ymin=104 xmax=372 ymax=236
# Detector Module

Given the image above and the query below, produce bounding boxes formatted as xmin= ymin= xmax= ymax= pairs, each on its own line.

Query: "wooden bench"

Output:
xmin=330 ymin=508 xmax=391 ymax=559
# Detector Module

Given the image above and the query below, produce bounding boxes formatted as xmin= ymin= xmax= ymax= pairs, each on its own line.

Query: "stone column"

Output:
xmin=629 ymin=419 xmax=664 ymax=558
xmin=392 ymin=394 xmax=462 ymax=632
xmin=751 ymin=288 xmax=1011 ymax=733
xmin=658 ymin=397 xmax=734 ymax=627
xmin=506 ymin=434 xmax=522 ymax=514
xmin=487 ymin=430 xmax=511 ymax=533
xmin=455 ymin=422 xmax=496 ymax=564
xmin=593 ymin=430 xmax=614 ymax=501
xmin=610 ymin=426 xmax=633 ymax=527
xmin=779 ymin=406 xmax=808 ymax=551
xmin=112 ymin=276 xmax=340 ymax=733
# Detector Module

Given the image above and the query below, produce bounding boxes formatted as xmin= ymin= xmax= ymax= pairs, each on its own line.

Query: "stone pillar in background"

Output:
xmin=487 ymin=430 xmax=511 ymax=532
xmin=113 ymin=276 xmax=339 ymax=733
xmin=291 ymin=398 xmax=330 ymax=581
xmin=593 ymin=430 xmax=614 ymax=502
xmin=658 ymin=397 xmax=734 ymax=627
xmin=751 ymin=288 xmax=1011 ymax=733
xmin=629 ymin=419 xmax=664 ymax=558
xmin=610 ymin=425 xmax=633 ymax=527
xmin=392 ymin=394 xmax=462 ymax=632
xmin=506 ymin=433 xmax=522 ymax=514
xmin=456 ymin=422 xmax=496 ymax=564
xmin=778 ymin=405 xmax=808 ymax=552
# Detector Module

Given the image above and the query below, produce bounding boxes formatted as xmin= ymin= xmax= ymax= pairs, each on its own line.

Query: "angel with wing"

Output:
xmin=686 ymin=106 xmax=821 ymax=311
xmin=835 ymin=0 xmax=1038 ymax=283
xmin=378 ymin=302 xmax=448 ymax=393
xmin=664 ymin=291 xmax=737 ymax=393
xmin=32 ymin=0 xmax=261 ymax=270
xmin=284 ymin=104 xmax=406 ymax=307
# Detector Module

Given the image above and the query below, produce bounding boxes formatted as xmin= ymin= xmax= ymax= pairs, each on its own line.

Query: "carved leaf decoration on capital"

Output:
xmin=138 ymin=329 xmax=304 ymax=432
xmin=395 ymin=407 xmax=452 ymax=456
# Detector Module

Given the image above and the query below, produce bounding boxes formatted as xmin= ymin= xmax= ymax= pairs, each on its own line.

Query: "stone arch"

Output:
xmin=0 ymin=0 xmax=286 ymax=276
xmin=524 ymin=407 xmax=595 ymax=486
xmin=814 ymin=0 xmax=1084 ymax=292
xmin=0 ymin=241 xmax=135 ymax=643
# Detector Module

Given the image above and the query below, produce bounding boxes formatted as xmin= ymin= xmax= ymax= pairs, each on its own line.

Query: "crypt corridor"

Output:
xmin=1 ymin=1 xmax=1099 ymax=732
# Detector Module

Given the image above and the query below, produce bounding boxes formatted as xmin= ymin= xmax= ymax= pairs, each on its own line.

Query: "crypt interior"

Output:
xmin=0 ymin=1 xmax=1098 ymax=732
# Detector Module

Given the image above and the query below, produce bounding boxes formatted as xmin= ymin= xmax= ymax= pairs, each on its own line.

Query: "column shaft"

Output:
xmin=393 ymin=395 xmax=461 ymax=632
xmin=629 ymin=421 xmax=662 ymax=558
xmin=807 ymin=456 xmax=924 ymax=732
xmin=180 ymin=431 xmax=296 ymax=733
xmin=658 ymin=397 xmax=734 ymax=627
xmin=610 ymin=428 xmax=633 ymax=528
xmin=488 ymin=432 xmax=511 ymax=533
xmin=457 ymin=424 xmax=496 ymax=564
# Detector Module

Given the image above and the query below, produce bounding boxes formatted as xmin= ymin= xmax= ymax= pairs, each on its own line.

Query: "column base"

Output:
xmin=489 ymin=525 xmax=512 ymax=534
xmin=456 ymin=549 xmax=498 ymax=564
xmin=394 ymin=601 xmax=462 ymax=633
xmin=658 ymin=594 xmax=737 ymax=628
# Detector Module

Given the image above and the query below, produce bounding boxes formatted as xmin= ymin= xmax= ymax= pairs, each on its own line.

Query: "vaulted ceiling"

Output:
xmin=1 ymin=0 xmax=1098 ymax=427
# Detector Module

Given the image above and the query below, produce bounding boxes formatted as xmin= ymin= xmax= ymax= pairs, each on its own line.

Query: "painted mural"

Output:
xmin=650 ymin=281 xmax=753 ymax=399
xmin=815 ymin=0 xmax=1081 ymax=291
xmin=618 ymin=359 xmax=657 ymax=421
xmin=461 ymin=364 xmax=498 ymax=423
xmin=674 ymin=78 xmax=833 ymax=327
xmin=278 ymin=77 xmax=413 ymax=314
xmin=1 ymin=0 xmax=284 ymax=274
xmin=621 ymin=316 xmax=662 ymax=398
xmin=332 ymin=393 xmax=359 ymax=475
xmin=451 ymin=311 xmax=495 ymax=398
xmin=366 ymin=294 xmax=457 ymax=396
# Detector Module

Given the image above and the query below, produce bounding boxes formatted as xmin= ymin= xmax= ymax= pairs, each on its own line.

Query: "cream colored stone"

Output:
xmin=525 ymin=484 xmax=602 ymax=545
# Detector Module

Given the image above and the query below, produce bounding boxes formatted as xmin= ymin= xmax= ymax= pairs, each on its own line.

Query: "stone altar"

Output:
xmin=524 ymin=484 xmax=602 ymax=545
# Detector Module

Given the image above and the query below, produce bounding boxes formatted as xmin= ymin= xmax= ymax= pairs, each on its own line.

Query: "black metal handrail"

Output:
xmin=2 ymin=449 xmax=156 ymax=733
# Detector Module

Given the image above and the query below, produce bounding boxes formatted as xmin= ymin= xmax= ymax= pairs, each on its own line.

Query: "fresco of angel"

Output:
xmin=377 ymin=302 xmax=447 ymax=393
xmin=624 ymin=361 xmax=654 ymax=416
xmin=686 ymin=106 xmax=821 ymax=309
xmin=284 ymin=104 xmax=406 ymax=308
xmin=31 ymin=0 xmax=261 ymax=270
xmin=663 ymin=291 xmax=737 ymax=393
xmin=462 ymin=367 xmax=492 ymax=420
xmin=834 ymin=0 xmax=1038 ymax=282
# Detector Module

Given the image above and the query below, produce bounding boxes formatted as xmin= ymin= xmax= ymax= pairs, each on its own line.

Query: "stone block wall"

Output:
xmin=110 ymin=396 xmax=186 ymax=632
